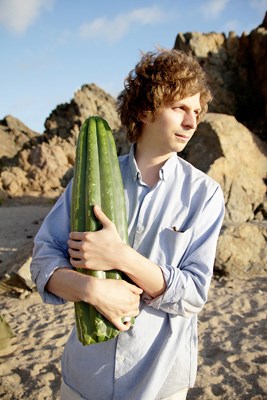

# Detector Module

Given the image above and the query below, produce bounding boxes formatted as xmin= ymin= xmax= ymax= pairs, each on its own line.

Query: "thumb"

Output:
xmin=93 ymin=205 xmax=111 ymax=227
xmin=112 ymin=318 xmax=132 ymax=332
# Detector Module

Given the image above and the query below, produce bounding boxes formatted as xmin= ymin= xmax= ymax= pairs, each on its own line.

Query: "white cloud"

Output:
xmin=249 ymin=0 xmax=267 ymax=13
xmin=223 ymin=19 xmax=240 ymax=33
xmin=201 ymin=0 xmax=230 ymax=18
xmin=0 ymin=0 xmax=54 ymax=33
xmin=78 ymin=6 xmax=167 ymax=43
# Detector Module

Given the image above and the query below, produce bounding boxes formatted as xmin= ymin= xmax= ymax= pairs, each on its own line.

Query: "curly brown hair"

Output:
xmin=116 ymin=48 xmax=212 ymax=143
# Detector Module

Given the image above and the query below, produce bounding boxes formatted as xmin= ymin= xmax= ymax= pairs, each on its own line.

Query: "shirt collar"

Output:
xmin=129 ymin=144 xmax=178 ymax=183
xmin=159 ymin=152 xmax=178 ymax=181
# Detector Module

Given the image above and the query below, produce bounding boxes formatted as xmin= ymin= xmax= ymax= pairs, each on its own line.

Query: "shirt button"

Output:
xmin=117 ymin=355 xmax=124 ymax=363
xmin=136 ymin=225 xmax=144 ymax=233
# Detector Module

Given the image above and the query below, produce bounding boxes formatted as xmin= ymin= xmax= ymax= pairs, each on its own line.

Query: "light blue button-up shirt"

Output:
xmin=31 ymin=145 xmax=225 ymax=400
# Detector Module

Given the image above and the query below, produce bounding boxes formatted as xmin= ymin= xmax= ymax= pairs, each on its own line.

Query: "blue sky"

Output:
xmin=0 ymin=0 xmax=266 ymax=133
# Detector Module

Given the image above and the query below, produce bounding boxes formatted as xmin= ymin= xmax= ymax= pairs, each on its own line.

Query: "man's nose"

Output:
xmin=182 ymin=111 xmax=197 ymax=130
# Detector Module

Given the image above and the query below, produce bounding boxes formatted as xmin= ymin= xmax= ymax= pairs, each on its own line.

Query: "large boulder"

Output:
xmin=182 ymin=113 xmax=267 ymax=223
xmin=181 ymin=113 xmax=267 ymax=278
xmin=44 ymin=83 xmax=121 ymax=139
xmin=215 ymin=222 xmax=267 ymax=279
xmin=175 ymin=31 xmax=236 ymax=115
xmin=174 ymin=13 xmax=267 ymax=142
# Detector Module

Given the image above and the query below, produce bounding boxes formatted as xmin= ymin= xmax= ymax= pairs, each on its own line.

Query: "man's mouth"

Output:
xmin=175 ymin=133 xmax=190 ymax=142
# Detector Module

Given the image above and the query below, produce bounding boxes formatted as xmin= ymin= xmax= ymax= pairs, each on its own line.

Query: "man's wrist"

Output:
xmin=115 ymin=243 xmax=135 ymax=274
xmin=78 ymin=273 xmax=99 ymax=305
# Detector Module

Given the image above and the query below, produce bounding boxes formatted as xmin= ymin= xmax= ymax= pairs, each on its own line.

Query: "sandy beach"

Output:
xmin=0 ymin=205 xmax=266 ymax=400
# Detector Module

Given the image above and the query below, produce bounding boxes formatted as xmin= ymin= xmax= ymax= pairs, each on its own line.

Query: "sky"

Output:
xmin=0 ymin=0 xmax=266 ymax=133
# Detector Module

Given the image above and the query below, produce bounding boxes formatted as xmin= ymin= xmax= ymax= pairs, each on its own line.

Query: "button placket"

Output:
xmin=132 ymin=188 xmax=155 ymax=248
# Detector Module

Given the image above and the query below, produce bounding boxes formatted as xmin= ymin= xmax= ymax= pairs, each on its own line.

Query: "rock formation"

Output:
xmin=181 ymin=113 xmax=266 ymax=223
xmin=174 ymin=13 xmax=267 ymax=142
xmin=180 ymin=113 xmax=267 ymax=278
xmin=0 ymin=84 xmax=129 ymax=201
xmin=174 ymin=15 xmax=267 ymax=277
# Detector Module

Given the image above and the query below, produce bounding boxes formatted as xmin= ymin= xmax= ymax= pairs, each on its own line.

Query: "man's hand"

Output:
xmin=88 ymin=278 xmax=143 ymax=331
xmin=46 ymin=267 xmax=143 ymax=331
xmin=68 ymin=205 xmax=123 ymax=271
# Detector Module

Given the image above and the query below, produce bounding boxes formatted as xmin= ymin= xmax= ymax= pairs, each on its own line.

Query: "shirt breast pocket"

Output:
xmin=155 ymin=227 xmax=192 ymax=268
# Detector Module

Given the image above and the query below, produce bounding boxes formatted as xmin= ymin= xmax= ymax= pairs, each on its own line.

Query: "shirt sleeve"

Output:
xmin=30 ymin=181 xmax=73 ymax=304
xmin=143 ymin=184 xmax=225 ymax=317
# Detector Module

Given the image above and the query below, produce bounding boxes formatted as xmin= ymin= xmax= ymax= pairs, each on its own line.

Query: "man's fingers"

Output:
xmin=68 ymin=247 xmax=81 ymax=258
xmin=124 ymin=281 xmax=143 ymax=295
xmin=122 ymin=316 xmax=132 ymax=322
xmin=69 ymin=257 xmax=83 ymax=268
xmin=112 ymin=318 xmax=132 ymax=332
xmin=69 ymin=232 xmax=84 ymax=241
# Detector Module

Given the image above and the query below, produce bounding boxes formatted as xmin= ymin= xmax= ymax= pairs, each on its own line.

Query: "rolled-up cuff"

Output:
xmin=36 ymin=262 xmax=73 ymax=305
xmin=142 ymin=263 xmax=172 ymax=308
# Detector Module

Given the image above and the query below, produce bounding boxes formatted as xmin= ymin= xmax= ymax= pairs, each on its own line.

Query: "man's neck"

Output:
xmin=135 ymin=143 xmax=174 ymax=187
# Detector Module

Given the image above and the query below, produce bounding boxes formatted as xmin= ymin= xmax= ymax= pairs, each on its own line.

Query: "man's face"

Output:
xmin=140 ymin=93 xmax=201 ymax=155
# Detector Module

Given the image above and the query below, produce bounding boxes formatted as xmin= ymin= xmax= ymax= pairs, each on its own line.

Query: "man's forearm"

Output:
xmin=46 ymin=267 xmax=92 ymax=302
xmin=119 ymin=244 xmax=166 ymax=298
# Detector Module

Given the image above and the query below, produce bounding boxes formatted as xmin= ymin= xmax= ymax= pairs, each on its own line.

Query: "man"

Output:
xmin=31 ymin=48 xmax=225 ymax=400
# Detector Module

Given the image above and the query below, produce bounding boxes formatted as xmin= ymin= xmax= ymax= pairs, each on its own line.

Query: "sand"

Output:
xmin=0 ymin=205 xmax=266 ymax=400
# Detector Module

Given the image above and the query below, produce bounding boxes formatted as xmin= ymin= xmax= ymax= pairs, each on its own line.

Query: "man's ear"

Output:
xmin=139 ymin=111 xmax=151 ymax=124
